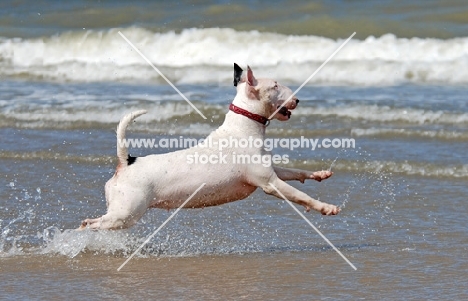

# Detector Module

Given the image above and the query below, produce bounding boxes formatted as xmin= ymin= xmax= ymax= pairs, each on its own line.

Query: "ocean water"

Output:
xmin=1 ymin=1 xmax=468 ymax=300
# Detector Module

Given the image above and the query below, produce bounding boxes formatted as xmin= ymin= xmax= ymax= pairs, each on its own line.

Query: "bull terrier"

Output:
xmin=80 ymin=64 xmax=340 ymax=230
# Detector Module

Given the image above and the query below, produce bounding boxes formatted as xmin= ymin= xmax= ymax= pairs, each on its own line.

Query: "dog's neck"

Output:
xmin=218 ymin=110 xmax=267 ymax=139
xmin=229 ymin=103 xmax=270 ymax=126
xmin=215 ymin=88 xmax=273 ymax=138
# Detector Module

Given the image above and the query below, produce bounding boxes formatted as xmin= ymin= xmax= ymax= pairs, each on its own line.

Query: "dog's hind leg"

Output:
xmin=78 ymin=211 xmax=143 ymax=230
xmin=78 ymin=216 xmax=103 ymax=230
xmin=78 ymin=191 xmax=148 ymax=230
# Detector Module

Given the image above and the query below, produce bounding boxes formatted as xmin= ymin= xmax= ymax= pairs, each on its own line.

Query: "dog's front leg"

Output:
xmin=262 ymin=176 xmax=339 ymax=215
xmin=274 ymin=166 xmax=333 ymax=183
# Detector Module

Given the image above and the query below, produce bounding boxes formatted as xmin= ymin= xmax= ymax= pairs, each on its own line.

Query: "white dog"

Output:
xmin=80 ymin=64 xmax=339 ymax=230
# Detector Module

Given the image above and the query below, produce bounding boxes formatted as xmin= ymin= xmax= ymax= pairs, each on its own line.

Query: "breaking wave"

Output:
xmin=1 ymin=28 xmax=468 ymax=85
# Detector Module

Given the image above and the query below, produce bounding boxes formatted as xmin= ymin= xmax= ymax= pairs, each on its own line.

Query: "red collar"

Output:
xmin=229 ymin=103 xmax=270 ymax=126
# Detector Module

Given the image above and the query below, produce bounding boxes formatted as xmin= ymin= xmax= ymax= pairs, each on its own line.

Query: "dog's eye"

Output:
xmin=273 ymin=82 xmax=278 ymax=89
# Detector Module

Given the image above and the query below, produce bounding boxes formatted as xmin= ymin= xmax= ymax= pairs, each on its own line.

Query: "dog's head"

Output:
xmin=233 ymin=63 xmax=298 ymax=121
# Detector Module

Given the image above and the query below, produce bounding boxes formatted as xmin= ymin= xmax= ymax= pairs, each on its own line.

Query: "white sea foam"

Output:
xmin=350 ymin=128 xmax=468 ymax=140
xmin=298 ymin=160 xmax=468 ymax=179
xmin=2 ymin=102 xmax=468 ymax=130
xmin=1 ymin=28 xmax=468 ymax=85
xmin=298 ymin=105 xmax=468 ymax=125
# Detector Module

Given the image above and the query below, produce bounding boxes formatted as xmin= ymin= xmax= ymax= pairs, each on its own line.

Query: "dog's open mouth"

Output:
xmin=278 ymin=105 xmax=292 ymax=118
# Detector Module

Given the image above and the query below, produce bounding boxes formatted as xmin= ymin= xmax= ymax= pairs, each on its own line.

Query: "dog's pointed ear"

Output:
xmin=246 ymin=65 xmax=258 ymax=86
xmin=233 ymin=63 xmax=243 ymax=86
xmin=244 ymin=66 xmax=260 ymax=99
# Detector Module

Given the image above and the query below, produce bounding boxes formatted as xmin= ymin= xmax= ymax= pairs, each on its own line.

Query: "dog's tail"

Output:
xmin=116 ymin=110 xmax=147 ymax=167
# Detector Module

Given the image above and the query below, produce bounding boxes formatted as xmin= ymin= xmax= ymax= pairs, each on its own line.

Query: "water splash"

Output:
xmin=328 ymin=156 xmax=339 ymax=172
xmin=40 ymin=227 xmax=135 ymax=258
xmin=0 ymin=208 xmax=36 ymax=256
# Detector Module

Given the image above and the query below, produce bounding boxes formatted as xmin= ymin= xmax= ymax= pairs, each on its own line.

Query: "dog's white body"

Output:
xmin=80 ymin=65 xmax=339 ymax=230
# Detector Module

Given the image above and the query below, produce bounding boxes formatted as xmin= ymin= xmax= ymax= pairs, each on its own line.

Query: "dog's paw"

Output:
xmin=77 ymin=220 xmax=88 ymax=231
xmin=77 ymin=227 xmax=85 ymax=231
xmin=320 ymin=203 xmax=340 ymax=215
xmin=311 ymin=170 xmax=333 ymax=182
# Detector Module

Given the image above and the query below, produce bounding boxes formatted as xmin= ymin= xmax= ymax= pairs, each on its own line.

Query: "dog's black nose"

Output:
xmin=296 ymin=98 xmax=299 ymax=104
